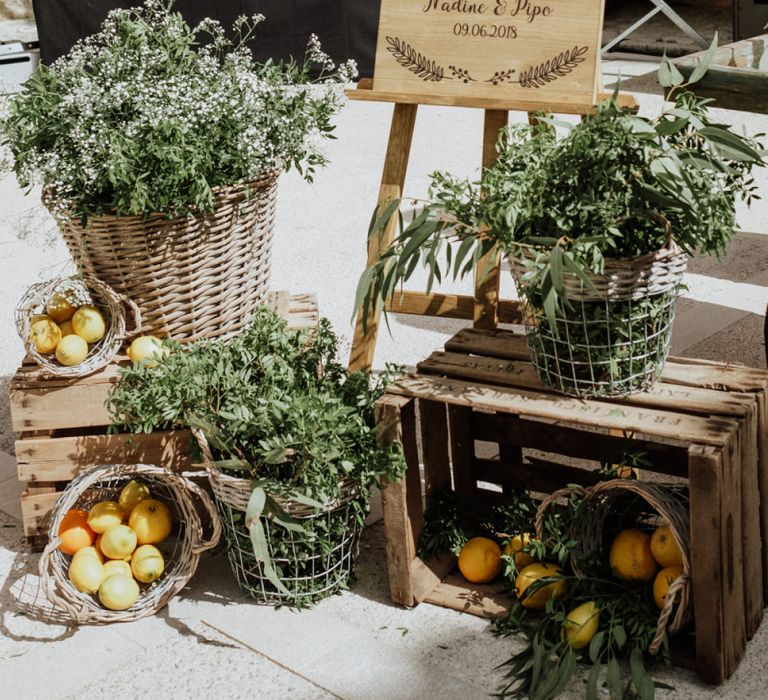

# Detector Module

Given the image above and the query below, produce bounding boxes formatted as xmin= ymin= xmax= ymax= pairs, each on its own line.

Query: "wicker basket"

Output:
xmin=15 ymin=274 xmax=141 ymax=379
xmin=535 ymin=479 xmax=692 ymax=655
xmin=39 ymin=464 xmax=221 ymax=624
xmin=193 ymin=430 xmax=364 ymax=606
xmin=49 ymin=173 xmax=280 ymax=343
xmin=508 ymin=215 xmax=688 ymax=397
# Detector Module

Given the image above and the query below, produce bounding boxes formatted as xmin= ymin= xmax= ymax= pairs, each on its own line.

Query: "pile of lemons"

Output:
xmin=29 ymin=292 xmax=106 ymax=366
xmin=58 ymin=480 xmax=173 ymax=611
xmin=609 ymin=525 xmax=684 ymax=609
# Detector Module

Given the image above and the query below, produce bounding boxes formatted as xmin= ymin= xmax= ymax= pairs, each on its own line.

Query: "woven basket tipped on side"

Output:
xmin=535 ymin=479 xmax=691 ymax=655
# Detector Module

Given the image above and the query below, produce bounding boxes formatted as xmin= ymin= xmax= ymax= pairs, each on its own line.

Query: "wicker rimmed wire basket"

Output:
xmin=193 ymin=430 xmax=364 ymax=606
xmin=39 ymin=464 xmax=221 ymax=624
xmin=535 ymin=479 xmax=691 ymax=655
xmin=508 ymin=215 xmax=688 ymax=397
xmin=48 ymin=172 xmax=280 ymax=343
xmin=15 ymin=274 xmax=141 ymax=379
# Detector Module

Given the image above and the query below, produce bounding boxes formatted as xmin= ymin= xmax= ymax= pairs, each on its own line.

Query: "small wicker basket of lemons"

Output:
xmin=16 ymin=274 xmax=142 ymax=378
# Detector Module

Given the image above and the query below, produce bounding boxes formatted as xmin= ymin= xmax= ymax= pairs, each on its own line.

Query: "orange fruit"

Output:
xmin=58 ymin=508 xmax=96 ymax=555
xmin=515 ymin=563 xmax=566 ymax=609
xmin=609 ymin=529 xmax=658 ymax=583
xmin=458 ymin=537 xmax=502 ymax=583
xmin=653 ymin=565 xmax=684 ymax=609
xmin=650 ymin=526 xmax=683 ymax=568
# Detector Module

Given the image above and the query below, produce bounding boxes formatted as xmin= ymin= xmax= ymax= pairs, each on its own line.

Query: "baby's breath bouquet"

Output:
xmin=2 ymin=0 xmax=356 ymax=220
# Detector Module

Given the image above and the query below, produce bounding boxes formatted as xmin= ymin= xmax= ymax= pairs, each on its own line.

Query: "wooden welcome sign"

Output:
xmin=373 ymin=0 xmax=606 ymax=107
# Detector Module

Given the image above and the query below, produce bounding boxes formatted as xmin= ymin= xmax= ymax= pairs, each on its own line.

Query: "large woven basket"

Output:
xmin=39 ymin=463 xmax=221 ymax=624
xmin=535 ymin=479 xmax=692 ymax=655
xmin=15 ymin=274 xmax=141 ymax=379
xmin=49 ymin=173 xmax=280 ymax=343
xmin=193 ymin=430 xmax=363 ymax=606
xmin=509 ymin=215 xmax=688 ymax=397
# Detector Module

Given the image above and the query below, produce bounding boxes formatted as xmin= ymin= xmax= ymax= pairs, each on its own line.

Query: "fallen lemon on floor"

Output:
xmin=504 ymin=533 xmax=536 ymax=571
xmin=515 ymin=563 xmax=566 ymax=609
xmin=458 ymin=537 xmax=501 ymax=583
xmin=563 ymin=601 xmax=600 ymax=650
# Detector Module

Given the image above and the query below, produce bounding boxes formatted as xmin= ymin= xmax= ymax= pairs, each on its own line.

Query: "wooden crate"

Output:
xmin=11 ymin=292 xmax=319 ymax=545
xmin=376 ymin=327 xmax=768 ymax=686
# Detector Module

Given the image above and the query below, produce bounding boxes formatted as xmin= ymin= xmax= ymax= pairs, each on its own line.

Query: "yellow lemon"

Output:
xmin=68 ymin=548 xmax=105 ymax=593
xmin=99 ymin=524 xmax=137 ymax=560
xmin=59 ymin=320 xmax=75 ymax=336
xmin=103 ymin=560 xmax=133 ymax=579
xmin=118 ymin=480 xmax=151 ymax=517
xmin=29 ymin=316 xmax=62 ymax=354
xmin=46 ymin=292 xmax=77 ymax=323
xmin=609 ymin=529 xmax=658 ymax=583
xmin=650 ymin=526 xmax=683 ymax=568
xmin=129 ymin=499 xmax=172 ymax=545
xmin=131 ymin=544 xmax=165 ymax=584
xmin=504 ymin=533 xmax=536 ymax=570
xmin=458 ymin=537 xmax=502 ymax=584
xmin=87 ymin=501 xmax=125 ymax=534
xmin=653 ymin=565 xmax=684 ymax=610
xmin=126 ymin=336 xmax=167 ymax=368
xmin=55 ymin=334 xmax=89 ymax=366
xmin=563 ymin=601 xmax=600 ymax=650
xmin=72 ymin=305 xmax=106 ymax=343
xmin=515 ymin=563 xmax=566 ymax=609
xmin=99 ymin=574 xmax=140 ymax=611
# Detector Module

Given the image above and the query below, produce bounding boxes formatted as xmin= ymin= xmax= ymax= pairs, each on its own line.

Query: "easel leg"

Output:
xmin=474 ymin=109 xmax=508 ymax=330
xmin=349 ymin=103 xmax=418 ymax=373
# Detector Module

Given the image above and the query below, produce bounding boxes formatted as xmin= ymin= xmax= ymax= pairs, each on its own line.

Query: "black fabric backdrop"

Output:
xmin=32 ymin=1 xmax=381 ymax=77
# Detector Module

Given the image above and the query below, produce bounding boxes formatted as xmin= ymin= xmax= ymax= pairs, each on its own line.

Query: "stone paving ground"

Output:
xmin=1 ymin=57 xmax=767 ymax=699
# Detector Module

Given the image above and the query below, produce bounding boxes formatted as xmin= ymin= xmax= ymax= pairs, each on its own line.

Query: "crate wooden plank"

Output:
xmin=757 ymin=389 xmax=768 ymax=606
xmin=419 ymin=400 xmax=451 ymax=499
xmin=448 ymin=405 xmax=477 ymax=515
xmin=472 ymin=412 xmax=689 ymax=476
xmin=376 ymin=394 xmax=421 ymax=607
xmin=20 ymin=489 xmax=61 ymax=538
xmin=409 ymin=554 xmax=456 ymax=604
xmin=15 ymin=430 xmax=193 ymax=482
xmin=741 ymin=402 xmax=764 ymax=638
xmin=423 ymin=572 xmax=512 ymax=619
xmin=474 ymin=457 xmax=604 ymax=495
xmin=419 ymin=351 xmax=755 ymax=418
xmin=388 ymin=375 xmax=738 ymax=447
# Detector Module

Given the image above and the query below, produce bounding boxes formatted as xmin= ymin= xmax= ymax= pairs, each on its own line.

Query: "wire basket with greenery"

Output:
xmin=108 ymin=308 xmax=405 ymax=606
xmin=354 ymin=44 xmax=763 ymax=397
xmin=1 ymin=0 xmax=356 ymax=341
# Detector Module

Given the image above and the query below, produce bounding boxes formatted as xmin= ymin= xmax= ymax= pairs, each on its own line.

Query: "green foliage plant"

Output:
xmin=108 ymin=308 xmax=404 ymax=602
xmin=354 ymin=41 xmax=763 ymax=393
xmin=1 ymin=0 xmax=356 ymax=222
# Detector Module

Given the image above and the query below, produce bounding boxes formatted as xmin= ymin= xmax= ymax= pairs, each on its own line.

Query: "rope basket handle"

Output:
xmin=119 ymin=294 xmax=143 ymax=340
xmin=191 ymin=428 xmax=216 ymax=475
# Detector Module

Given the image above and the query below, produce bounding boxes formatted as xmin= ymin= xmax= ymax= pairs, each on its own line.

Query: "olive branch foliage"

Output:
xmin=354 ymin=39 xmax=764 ymax=335
xmin=108 ymin=308 xmax=405 ymax=596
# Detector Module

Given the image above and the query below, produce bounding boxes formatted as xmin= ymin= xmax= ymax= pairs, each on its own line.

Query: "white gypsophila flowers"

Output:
xmin=1 ymin=1 xmax=357 ymax=218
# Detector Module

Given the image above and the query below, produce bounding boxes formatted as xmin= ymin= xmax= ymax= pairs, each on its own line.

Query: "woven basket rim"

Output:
xmin=534 ymin=479 xmax=691 ymax=655
xmin=44 ymin=171 xmax=281 ymax=225
xmin=38 ymin=463 xmax=221 ymax=625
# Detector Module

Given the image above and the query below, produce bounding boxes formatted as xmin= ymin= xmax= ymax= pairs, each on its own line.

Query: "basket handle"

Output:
xmin=649 ymin=572 xmax=688 ymax=655
xmin=534 ymin=486 xmax=592 ymax=541
xmin=617 ymin=210 xmax=673 ymax=249
xmin=120 ymin=295 xmax=143 ymax=339
xmin=178 ymin=473 xmax=222 ymax=554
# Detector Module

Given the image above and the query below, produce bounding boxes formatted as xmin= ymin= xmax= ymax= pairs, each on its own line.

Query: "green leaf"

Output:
xmin=245 ymin=486 xmax=266 ymax=525
xmin=249 ymin=518 xmax=290 ymax=595
xmin=658 ymin=57 xmax=684 ymax=88
xmin=588 ymin=631 xmax=605 ymax=663
xmin=699 ymin=126 xmax=763 ymax=162
xmin=688 ymin=33 xmax=718 ymax=85
xmin=606 ymin=657 xmax=622 ymax=699
xmin=586 ymin=663 xmax=602 ymax=700
xmin=612 ymin=625 xmax=627 ymax=649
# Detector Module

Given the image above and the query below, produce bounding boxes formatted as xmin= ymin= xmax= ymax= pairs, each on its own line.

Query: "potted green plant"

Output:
xmin=355 ymin=50 xmax=764 ymax=397
xmin=107 ymin=308 xmax=404 ymax=606
xmin=2 ymin=0 xmax=356 ymax=342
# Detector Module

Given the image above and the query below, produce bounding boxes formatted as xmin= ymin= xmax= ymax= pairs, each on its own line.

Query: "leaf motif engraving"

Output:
xmin=385 ymin=36 xmax=448 ymax=82
xmin=517 ymin=46 xmax=590 ymax=89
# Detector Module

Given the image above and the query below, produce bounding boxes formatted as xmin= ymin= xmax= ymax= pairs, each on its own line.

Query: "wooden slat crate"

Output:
xmin=11 ymin=292 xmax=319 ymax=546
xmin=376 ymin=327 xmax=768 ymax=686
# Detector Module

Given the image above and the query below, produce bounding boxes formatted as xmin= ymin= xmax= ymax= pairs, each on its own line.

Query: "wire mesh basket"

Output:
xmin=193 ymin=430 xmax=364 ymax=607
xmin=15 ymin=274 xmax=141 ymax=379
xmin=39 ymin=464 xmax=221 ymax=624
xmin=508 ymin=216 xmax=687 ymax=397
xmin=535 ymin=479 xmax=692 ymax=655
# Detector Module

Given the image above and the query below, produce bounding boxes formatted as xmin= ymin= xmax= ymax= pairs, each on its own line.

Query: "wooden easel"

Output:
xmin=347 ymin=79 xmax=638 ymax=372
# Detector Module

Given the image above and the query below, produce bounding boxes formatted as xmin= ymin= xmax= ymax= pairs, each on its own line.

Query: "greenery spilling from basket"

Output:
xmin=108 ymin=308 xmax=405 ymax=604
xmin=1 ymin=0 xmax=356 ymax=220
xmin=419 ymin=467 xmax=686 ymax=699
xmin=354 ymin=45 xmax=764 ymax=393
